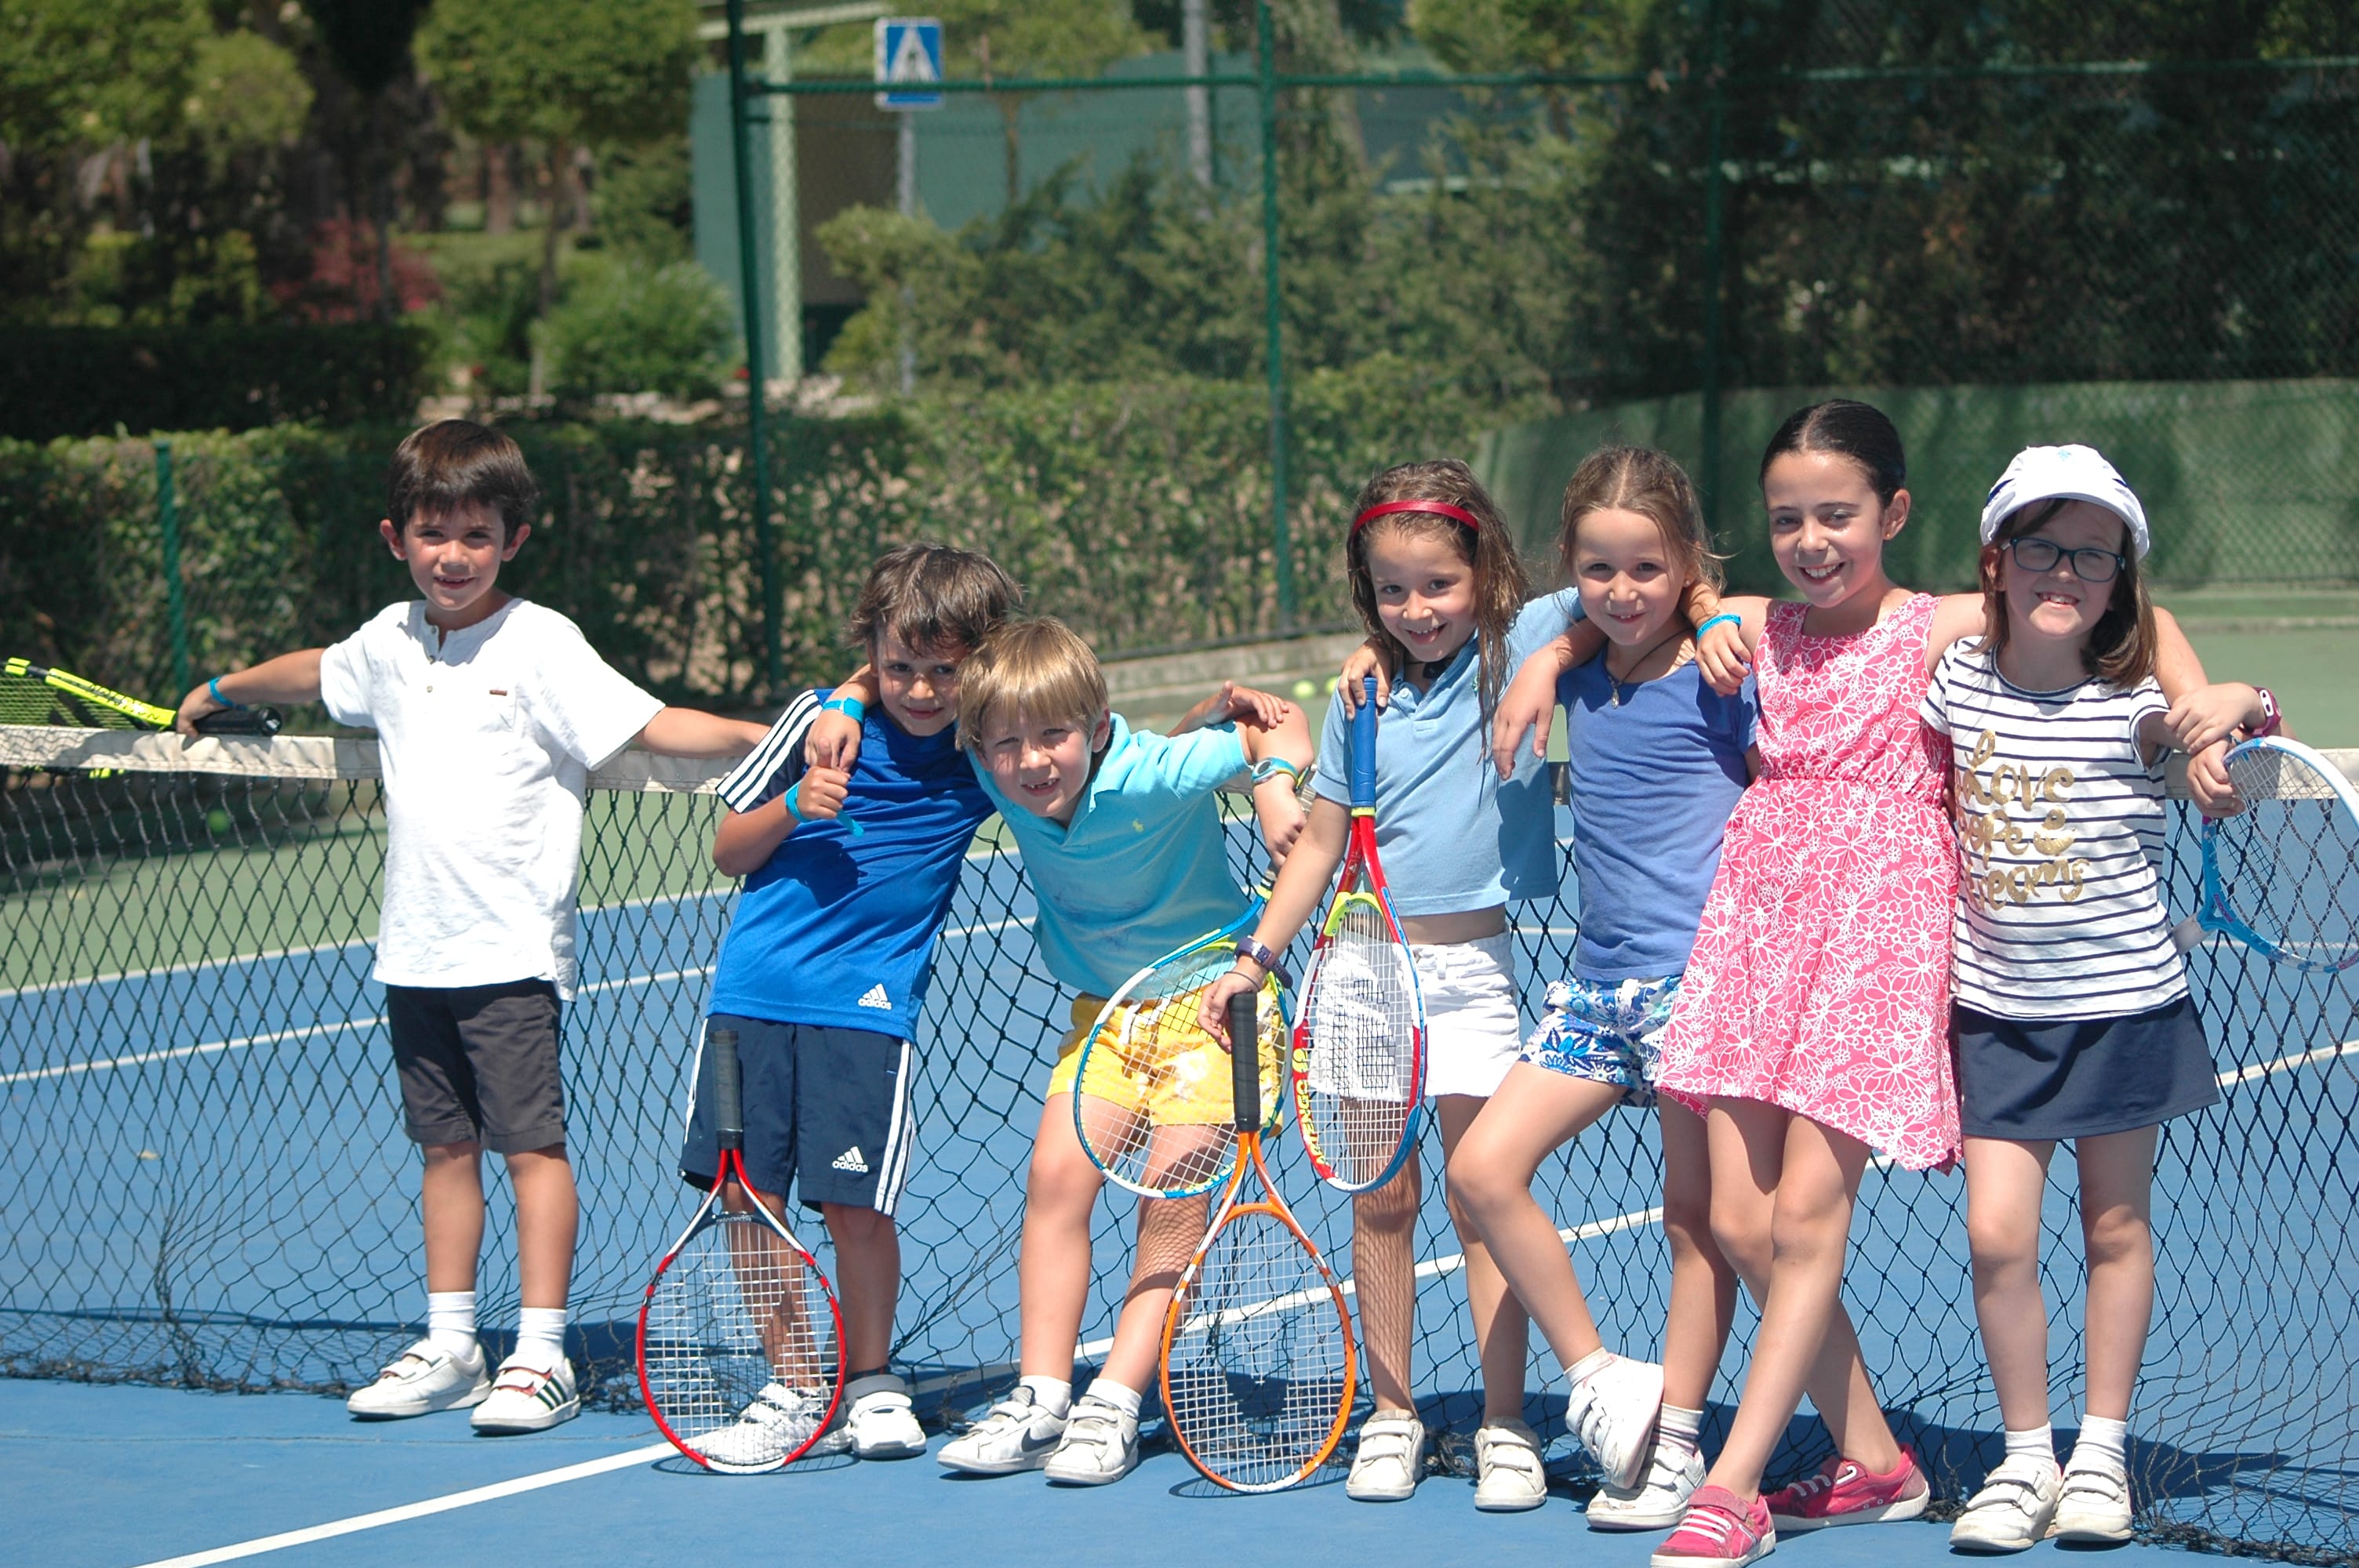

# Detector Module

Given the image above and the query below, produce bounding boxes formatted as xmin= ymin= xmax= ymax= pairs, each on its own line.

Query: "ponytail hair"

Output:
xmin=1346 ymin=458 xmax=1531 ymax=727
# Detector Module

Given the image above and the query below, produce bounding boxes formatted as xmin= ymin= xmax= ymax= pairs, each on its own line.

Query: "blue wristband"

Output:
xmin=781 ymin=782 xmax=808 ymax=826
xmin=821 ymin=695 xmax=866 ymax=721
xmin=1696 ymin=613 xmax=1742 ymax=638
xmin=207 ymin=676 xmax=245 ymax=710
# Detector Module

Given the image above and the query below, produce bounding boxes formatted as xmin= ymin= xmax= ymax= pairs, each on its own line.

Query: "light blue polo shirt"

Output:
xmin=976 ymin=715 xmax=1251 ymax=996
xmin=1311 ymin=590 xmax=1579 ymax=915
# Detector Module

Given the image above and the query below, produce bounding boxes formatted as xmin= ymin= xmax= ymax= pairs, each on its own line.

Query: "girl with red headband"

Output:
xmin=1203 ymin=459 xmax=1662 ymax=1512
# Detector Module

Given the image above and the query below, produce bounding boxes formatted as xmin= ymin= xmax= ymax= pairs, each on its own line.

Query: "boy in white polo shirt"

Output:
xmin=175 ymin=419 xmax=765 ymax=1434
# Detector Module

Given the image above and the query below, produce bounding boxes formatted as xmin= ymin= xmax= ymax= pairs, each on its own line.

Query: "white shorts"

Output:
xmin=1415 ymin=932 xmax=1522 ymax=1101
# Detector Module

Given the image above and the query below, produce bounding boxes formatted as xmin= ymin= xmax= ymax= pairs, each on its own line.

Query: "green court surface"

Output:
xmin=2160 ymin=587 xmax=2357 ymax=748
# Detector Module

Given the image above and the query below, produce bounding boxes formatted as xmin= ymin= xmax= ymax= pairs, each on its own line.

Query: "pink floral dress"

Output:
xmin=1655 ymin=593 xmax=1961 ymax=1171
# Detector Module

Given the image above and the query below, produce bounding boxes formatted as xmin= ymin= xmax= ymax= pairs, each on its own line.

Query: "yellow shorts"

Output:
xmin=1046 ymin=989 xmax=1284 ymax=1130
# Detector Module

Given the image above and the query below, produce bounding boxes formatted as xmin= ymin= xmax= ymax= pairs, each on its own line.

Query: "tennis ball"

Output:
xmin=205 ymin=807 xmax=232 ymax=835
xmin=1291 ymin=677 xmax=1318 ymax=701
xmin=1325 ymin=676 xmax=1339 ymax=695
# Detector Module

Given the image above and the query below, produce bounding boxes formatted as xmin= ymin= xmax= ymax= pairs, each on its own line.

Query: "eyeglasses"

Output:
xmin=2005 ymin=535 xmax=2126 ymax=583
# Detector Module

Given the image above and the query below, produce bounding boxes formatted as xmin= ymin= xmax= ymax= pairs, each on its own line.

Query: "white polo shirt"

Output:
xmin=319 ymin=599 xmax=663 ymax=999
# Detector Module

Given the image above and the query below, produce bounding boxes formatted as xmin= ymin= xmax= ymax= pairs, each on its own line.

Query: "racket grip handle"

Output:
xmin=708 ymin=1027 xmax=743 ymax=1152
xmin=1350 ymin=676 xmax=1378 ymax=806
xmin=1228 ymin=991 xmax=1259 ymax=1133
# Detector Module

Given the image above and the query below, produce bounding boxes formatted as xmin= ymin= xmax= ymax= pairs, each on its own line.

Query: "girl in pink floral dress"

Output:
xmin=1645 ymin=402 xmax=2220 ymax=1568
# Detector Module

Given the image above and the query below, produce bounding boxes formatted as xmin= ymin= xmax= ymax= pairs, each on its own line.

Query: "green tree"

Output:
xmin=300 ymin=3 xmax=431 ymax=321
xmin=420 ymin=0 xmax=698 ymax=365
xmin=934 ymin=1 xmax=1156 ymax=207
xmin=0 ymin=0 xmax=205 ymax=156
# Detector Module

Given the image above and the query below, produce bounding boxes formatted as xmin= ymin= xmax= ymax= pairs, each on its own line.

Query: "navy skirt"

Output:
xmin=1953 ymin=996 xmax=2219 ymax=1141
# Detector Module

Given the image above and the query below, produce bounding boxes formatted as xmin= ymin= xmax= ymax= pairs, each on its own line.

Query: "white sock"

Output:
xmin=1017 ymin=1376 xmax=1072 ymax=1417
xmin=2005 ymin=1423 xmax=2058 ymax=1468
xmin=2073 ymin=1414 xmax=2130 ymax=1475
xmin=514 ymin=1306 xmax=568 ymax=1367
xmin=1085 ymin=1378 xmax=1143 ymax=1419
xmin=1657 ymin=1403 xmax=1705 ymax=1463
xmin=1568 ymin=1347 xmax=1615 ymax=1385
xmin=426 ymin=1291 xmax=477 ymax=1357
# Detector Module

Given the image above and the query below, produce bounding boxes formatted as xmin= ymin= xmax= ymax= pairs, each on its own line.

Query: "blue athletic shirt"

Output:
xmin=974 ymin=715 xmax=1249 ymax=997
xmin=1310 ymin=590 xmax=1579 ymax=914
xmin=707 ymin=688 xmax=992 ymax=1038
xmin=1558 ymin=655 xmax=1757 ymax=981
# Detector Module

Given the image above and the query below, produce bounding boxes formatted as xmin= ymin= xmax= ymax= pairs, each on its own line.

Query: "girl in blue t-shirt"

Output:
xmin=1455 ymin=445 xmax=1760 ymax=1530
xmin=1203 ymin=458 xmax=1658 ymax=1512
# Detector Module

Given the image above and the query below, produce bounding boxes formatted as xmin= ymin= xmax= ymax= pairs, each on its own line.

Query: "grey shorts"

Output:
xmin=384 ymin=980 xmax=565 ymax=1154
xmin=678 ymin=1014 xmax=918 ymax=1218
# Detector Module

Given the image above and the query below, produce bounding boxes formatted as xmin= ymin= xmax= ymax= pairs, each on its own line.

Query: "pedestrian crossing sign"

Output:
xmin=874 ymin=17 xmax=945 ymax=111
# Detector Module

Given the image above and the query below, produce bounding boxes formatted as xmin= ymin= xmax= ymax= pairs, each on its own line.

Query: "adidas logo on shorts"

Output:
xmin=833 ymin=1146 xmax=870 ymax=1174
xmin=856 ymin=984 xmax=891 ymax=1010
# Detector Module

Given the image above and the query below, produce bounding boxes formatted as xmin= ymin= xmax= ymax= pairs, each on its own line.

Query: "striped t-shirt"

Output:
xmin=1921 ymin=640 xmax=2186 ymax=1020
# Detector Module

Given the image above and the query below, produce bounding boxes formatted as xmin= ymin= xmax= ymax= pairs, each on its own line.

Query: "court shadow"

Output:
xmin=1166 ymin=1460 xmax=1348 ymax=1498
xmin=649 ymin=1450 xmax=859 ymax=1477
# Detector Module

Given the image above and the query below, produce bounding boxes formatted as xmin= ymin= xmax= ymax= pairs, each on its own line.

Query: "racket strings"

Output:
xmin=1299 ymin=898 xmax=1420 ymax=1186
xmin=641 ymin=1211 xmax=838 ymax=1468
xmin=2218 ymin=750 xmax=2359 ymax=967
xmin=1076 ymin=955 xmax=1281 ymax=1197
xmin=1165 ymin=1206 xmax=1353 ymax=1491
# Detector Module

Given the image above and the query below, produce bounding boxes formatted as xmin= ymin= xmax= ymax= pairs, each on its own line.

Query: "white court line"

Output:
xmin=13 ymin=913 xmax=1039 ymax=1083
xmin=126 ymin=1441 xmax=676 ymax=1568
xmin=2215 ymin=1036 xmax=2359 ymax=1089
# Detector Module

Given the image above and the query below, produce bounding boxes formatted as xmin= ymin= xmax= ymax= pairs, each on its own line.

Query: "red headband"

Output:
xmin=1351 ymin=499 xmax=1481 ymax=534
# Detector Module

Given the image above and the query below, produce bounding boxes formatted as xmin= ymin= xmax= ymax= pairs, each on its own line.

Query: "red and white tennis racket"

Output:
xmin=1292 ymin=675 xmax=1425 ymax=1192
xmin=638 ymin=1027 xmax=845 ymax=1471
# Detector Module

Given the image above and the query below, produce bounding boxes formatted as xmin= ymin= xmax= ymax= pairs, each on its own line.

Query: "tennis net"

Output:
xmin=2 ymin=724 xmax=2352 ymax=1560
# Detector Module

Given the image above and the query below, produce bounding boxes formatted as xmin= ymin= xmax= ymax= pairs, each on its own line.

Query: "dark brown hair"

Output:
xmin=845 ymin=543 xmax=1023 ymax=659
xmin=1759 ymin=398 xmax=1906 ymax=506
xmin=387 ymin=419 xmax=539 ymax=539
xmin=1347 ymin=458 xmax=1531 ymax=725
xmin=1979 ymin=499 xmax=2157 ymax=686
xmin=1558 ymin=445 xmax=1722 ymax=593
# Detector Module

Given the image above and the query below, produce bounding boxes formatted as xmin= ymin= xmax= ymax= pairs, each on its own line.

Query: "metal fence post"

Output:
xmin=155 ymin=440 xmax=191 ymax=700
xmin=1699 ymin=0 xmax=1728 ymax=535
xmin=725 ymin=0 xmax=787 ymax=696
xmin=1256 ymin=0 xmax=1295 ymax=632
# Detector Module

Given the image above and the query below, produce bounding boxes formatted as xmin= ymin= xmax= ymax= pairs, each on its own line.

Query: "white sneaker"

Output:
xmin=1346 ymin=1411 xmax=1427 ymax=1502
xmin=2053 ymin=1457 xmax=2134 ymax=1544
xmin=844 ymin=1372 xmax=928 ymax=1460
xmin=1950 ymin=1454 xmax=2063 ymax=1552
xmin=939 ymin=1386 xmax=1068 ymax=1475
xmin=692 ymin=1381 xmax=833 ymax=1469
xmin=1568 ymin=1354 xmax=1666 ymax=1491
xmin=1044 ymin=1393 xmax=1141 ymax=1486
xmin=469 ymin=1352 xmax=579 ymax=1433
xmin=1474 ymin=1417 xmax=1549 ymax=1512
xmin=1590 ymin=1442 xmax=1707 ymax=1530
xmin=347 ymin=1338 xmax=490 ymax=1419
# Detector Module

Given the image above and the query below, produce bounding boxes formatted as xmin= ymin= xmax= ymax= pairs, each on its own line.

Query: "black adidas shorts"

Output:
xmin=678 ymin=1014 xmax=916 ymax=1218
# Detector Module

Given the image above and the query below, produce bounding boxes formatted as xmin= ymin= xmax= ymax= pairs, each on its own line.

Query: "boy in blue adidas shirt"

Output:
xmin=678 ymin=543 xmax=1021 ymax=1464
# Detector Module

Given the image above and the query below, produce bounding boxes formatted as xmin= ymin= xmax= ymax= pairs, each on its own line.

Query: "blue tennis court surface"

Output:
xmin=5 ymin=744 xmax=2356 ymax=1563
xmin=0 ymin=1380 xmax=2220 ymax=1568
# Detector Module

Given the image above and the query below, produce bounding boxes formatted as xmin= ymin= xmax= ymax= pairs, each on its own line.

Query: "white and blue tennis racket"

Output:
xmin=2188 ymin=737 xmax=2359 ymax=975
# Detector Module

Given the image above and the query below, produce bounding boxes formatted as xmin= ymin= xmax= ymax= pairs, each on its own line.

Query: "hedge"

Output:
xmin=0 ymin=361 xmax=1474 ymax=710
xmin=0 ymin=325 xmax=434 ymax=443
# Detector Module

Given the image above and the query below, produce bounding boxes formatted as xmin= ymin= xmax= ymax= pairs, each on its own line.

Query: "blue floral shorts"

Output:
xmin=1519 ymin=973 xmax=1683 ymax=1109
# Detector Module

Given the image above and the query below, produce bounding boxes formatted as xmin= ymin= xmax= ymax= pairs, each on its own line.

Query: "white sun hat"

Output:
xmin=1979 ymin=444 xmax=2150 ymax=559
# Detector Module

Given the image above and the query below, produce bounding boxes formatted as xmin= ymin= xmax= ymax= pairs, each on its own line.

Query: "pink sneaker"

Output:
xmin=1764 ymin=1447 xmax=1929 ymax=1533
xmin=1651 ymin=1486 xmax=1776 ymax=1568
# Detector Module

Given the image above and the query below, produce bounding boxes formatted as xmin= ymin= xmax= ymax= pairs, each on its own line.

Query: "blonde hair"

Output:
xmin=1346 ymin=459 xmax=1531 ymax=725
xmin=1558 ymin=445 xmax=1723 ymax=593
xmin=955 ymin=617 xmax=1108 ymax=752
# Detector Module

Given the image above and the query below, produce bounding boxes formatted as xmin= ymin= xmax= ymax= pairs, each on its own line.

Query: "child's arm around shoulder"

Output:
xmin=1685 ymin=585 xmax=1770 ymax=695
xmin=803 ymin=665 xmax=877 ymax=770
xmin=710 ymin=694 xmax=850 ymax=875
xmin=634 ymin=707 xmax=771 ymax=757
xmin=1175 ymin=681 xmax=1314 ymax=868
